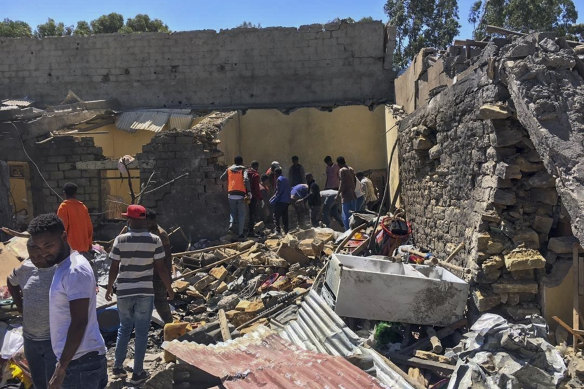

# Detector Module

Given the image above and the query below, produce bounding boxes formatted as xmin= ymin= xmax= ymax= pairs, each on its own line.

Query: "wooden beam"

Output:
xmin=218 ymin=309 xmax=232 ymax=341
xmin=485 ymin=25 xmax=524 ymax=36
xmin=400 ymin=319 xmax=467 ymax=355
xmin=426 ymin=327 xmax=443 ymax=353
xmin=454 ymin=39 xmax=489 ymax=48
xmin=552 ymin=316 xmax=584 ymax=347
xmin=389 ymin=354 xmax=455 ymax=375
xmin=362 ymin=345 xmax=426 ymax=389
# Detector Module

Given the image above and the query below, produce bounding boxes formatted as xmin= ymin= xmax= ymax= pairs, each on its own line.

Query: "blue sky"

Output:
xmin=2 ymin=0 xmax=583 ymax=40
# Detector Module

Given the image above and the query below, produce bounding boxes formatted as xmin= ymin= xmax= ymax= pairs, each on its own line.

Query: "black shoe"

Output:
xmin=112 ymin=367 xmax=127 ymax=379
xmin=129 ymin=370 xmax=150 ymax=385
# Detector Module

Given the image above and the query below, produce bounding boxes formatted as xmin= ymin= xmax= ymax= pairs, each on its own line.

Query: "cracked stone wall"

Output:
xmin=0 ymin=22 xmax=395 ymax=110
xmin=137 ymin=113 xmax=233 ymax=245
xmin=399 ymin=34 xmax=584 ymax=322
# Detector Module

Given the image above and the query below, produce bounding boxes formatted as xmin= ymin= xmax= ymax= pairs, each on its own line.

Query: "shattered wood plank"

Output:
xmin=389 ymin=353 xmax=455 ymax=374
xmin=172 ymin=242 xmax=239 ymax=257
xmin=553 ymin=316 xmax=584 ymax=347
xmin=414 ymin=350 xmax=454 ymax=364
xmin=172 ymin=248 xmax=253 ymax=282
xmin=218 ymin=309 xmax=232 ymax=341
xmin=426 ymin=327 xmax=443 ymax=353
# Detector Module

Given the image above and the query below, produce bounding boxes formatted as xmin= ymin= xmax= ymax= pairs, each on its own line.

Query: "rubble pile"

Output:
xmin=447 ymin=313 xmax=566 ymax=388
xmin=167 ymin=228 xmax=336 ymax=335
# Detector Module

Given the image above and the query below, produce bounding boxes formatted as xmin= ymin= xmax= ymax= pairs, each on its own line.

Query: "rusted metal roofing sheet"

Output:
xmin=163 ymin=326 xmax=389 ymax=388
xmin=276 ymin=290 xmax=415 ymax=389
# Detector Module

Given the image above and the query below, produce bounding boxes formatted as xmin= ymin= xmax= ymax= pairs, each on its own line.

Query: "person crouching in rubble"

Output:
xmin=7 ymin=237 xmax=57 ymax=389
xmin=106 ymin=204 xmax=174 ymax=385
xmin=220 ymin=156 xmax=251 ymax=239
xmin=27 ymin=214 xmax=108 ymax=389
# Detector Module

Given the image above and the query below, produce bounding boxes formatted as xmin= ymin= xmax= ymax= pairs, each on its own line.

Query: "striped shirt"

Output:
xmin=109 ymin=230 xmax=165 ymax=298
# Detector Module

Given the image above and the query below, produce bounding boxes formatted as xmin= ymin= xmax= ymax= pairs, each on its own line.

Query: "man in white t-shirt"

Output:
xmin=27 ymin=214 xmax=107 ymax=389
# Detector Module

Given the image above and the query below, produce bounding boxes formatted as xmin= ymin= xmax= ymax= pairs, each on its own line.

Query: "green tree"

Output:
xmin=237 ymin=21 xmax=262 ymax=28
xmin=0 ymin=18 xmax=32 ymax=37
xmin=123 ymin=14 xmax=170 ymax=33
xmin=359 ymin=16 xmax=376 ymax=22
xmin=90 ymin=12 xmax=124 ymax=34
xmin=385 ymin=0 xmax=460 ymax=70
xmin=469 ymin=0 xmax=578 ymax=39
xmin=74 ymin=21 xmax=92 ymax=36
xmin=35 ymin=18 xmax=67 ymax=37
xmin=328 ymin=17 xmax=356 ymax=24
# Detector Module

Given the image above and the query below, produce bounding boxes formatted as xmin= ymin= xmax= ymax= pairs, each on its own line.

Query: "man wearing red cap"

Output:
xmin=105 ymin=204 xmax=174 ymax=385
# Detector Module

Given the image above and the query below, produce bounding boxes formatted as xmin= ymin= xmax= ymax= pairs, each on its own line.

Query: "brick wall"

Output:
xmin=137 ymin=129 xmax=229 ymax=244
xmin=32 ymin=136 xmax=105 ymax=215
xmin=0 ymin=22 xmax=395 ymax=109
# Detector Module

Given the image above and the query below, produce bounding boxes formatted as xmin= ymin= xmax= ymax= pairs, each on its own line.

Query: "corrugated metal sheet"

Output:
xmin=163 ymin=326 xmax=389 ymax=388
xmin=168 ymin=113 xmax=193 ymax=130
xmin=277 ymin=290 xmax=415 ymax=389
xmin=115 ymin=111 xmax=170 ymax=133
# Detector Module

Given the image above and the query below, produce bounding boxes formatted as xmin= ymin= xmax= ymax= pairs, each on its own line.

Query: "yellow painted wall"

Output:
xmin=219 ymin=106 xmax=387 ymax=187
xmin=217 ymin=114 xmax=241 ymax=166
xmin=543 ymin=266 xmax=584 ymax=333
xmin=385 ymin=106 xmax=401 ymax=207
xmin=85 ymin=125 xmax=156 ymax=159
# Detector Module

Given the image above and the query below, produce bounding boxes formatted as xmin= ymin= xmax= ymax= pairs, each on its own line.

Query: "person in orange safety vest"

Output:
xmin=220 ymin=156 xmax=251 ymax=238
xmin=57 ymin=182 xmax=93 ymax=254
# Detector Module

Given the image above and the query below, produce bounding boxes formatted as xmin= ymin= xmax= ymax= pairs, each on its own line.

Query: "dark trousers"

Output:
xmin=248 ymin=198 xmax=258 ymax=232
xmin=273 ymin=202 xmax=289 ymax=234
xmin=154 ymin=279 xmax=173 ymax=324
xmin=62 ymin=352 xmax=108 ymax=389
xmin=309 ymin=205 xmax=322 ymax=227
xmin=23 ymin=337 xmax=56 ymax=389
xmin=293 ymin=200 xmax=307 ymax=227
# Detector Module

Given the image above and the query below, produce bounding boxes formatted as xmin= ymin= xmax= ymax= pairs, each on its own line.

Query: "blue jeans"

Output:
xmin=342 ymin=200 xmax=357 ymax=230
xmin=62 ymin=352 xmax=107 ymax=389
xmin=23 ymin=337 xmax=56 ymax=389
xmin=114 ymin=295 xmax=154 ymax=374
xmin=228 ymin=198 xmax=246 ymax=236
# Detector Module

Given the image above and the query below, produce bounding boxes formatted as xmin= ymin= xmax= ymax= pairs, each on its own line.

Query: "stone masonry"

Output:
xmin=399 ymin=34 xmax=584 ymax=321
xmin=32 ymin=136 xmax=105 ymax=215
xmin=0 ymin=22 xmax=396 ymax=110
xmin=137 ymin=112 xmax=235 ymax=244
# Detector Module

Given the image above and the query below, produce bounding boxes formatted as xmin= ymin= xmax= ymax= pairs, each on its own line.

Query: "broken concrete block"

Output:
xmin=479 ymin=103 xmax=512 ymax=120
xmin=277 ymin=243 xmax=310 ymax=265
xmin=504 ymin=41 xmax=535 ymax=59
xmin=492 ymin=188 xmax=516 ymax=205
xmin=237 ymin=240 xmax=257 ymax=251
xmin=530 ymin=188 xmax=558 ymax=205
xmin=482 ymin=255 xmax=504 ymax=273
xmin=413 ymin=136 xmax=433 ymax=150
xmin=533 ymin=215 xmax=554 ymax=235
xmin=244 ymin=300 xmax=264 ymax=313
xmin=215 ymin=282 xmax=228 ymax=294
xmin=235 ymin=300 xmax=251 ymax=311
xmin=216 ymin=294 xmax=240 ymax=311
xmin=298 ymin=238 xmax=325 ymax=257
xmin=472 ymin=289 xmax=501 ymax=312
xmin=193 ymin=275 xmax=214 ymax=292
xmin=429 ymin=144 xmax=442 ymax=160
xmin=172 ymin=280 xmax=190 ymax=293
xmin=527 ymin=171 xmax=555 ymax=188
xmin=515 ymin=156 xmax=544 ymax=173
xmin=504 ymin=247 xmax=546 ymax=271
xmin=267 ymin=256 xmax=288 ymax=268
xmin=495 ymin=162 xmax=522 ymax=180
xmin=512 ymin=228 xmax=540 ymax=249
xmin=548 ymin=236 xmax=579 ymax=254
xmin=186 ymin=288 xmax=205 ymax=300
xmin=209 ymin=266 xmax=228 ymax=282
xmin=264 ymin=239 xmax=281 ymax=250
xmin=492 ymin=280 xmax=538 ymax=294
xmin=225 ymin=310 xmax=255 ymax=327
xmin=510 ymin=269 xmax=534 ymax=280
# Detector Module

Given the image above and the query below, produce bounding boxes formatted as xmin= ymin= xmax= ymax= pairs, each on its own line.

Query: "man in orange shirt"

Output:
xmin=57 ymin=182 xmax=93 ymax=253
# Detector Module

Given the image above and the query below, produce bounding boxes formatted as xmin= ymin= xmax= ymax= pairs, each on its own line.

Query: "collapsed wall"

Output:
xmin=137 ymin=112 xmax=235 ymax=244
xmin=399 ymin=34 xmax=584 ymax=320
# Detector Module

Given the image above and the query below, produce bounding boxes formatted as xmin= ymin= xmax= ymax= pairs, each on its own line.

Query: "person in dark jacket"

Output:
xmin=269 ymin=167 xmax=291 ymax=235
xmin=297 ymin=173 xmax=322 ymax=227
xmin=288 ymin=156 xmax=306 ymax=187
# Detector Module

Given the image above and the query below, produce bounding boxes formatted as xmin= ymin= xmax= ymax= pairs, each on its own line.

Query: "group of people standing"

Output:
xmin=221 ymin=154 xmax=379 ymax=236
xmin=7 ymin=183 xmax=174 ymax=388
